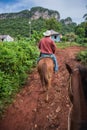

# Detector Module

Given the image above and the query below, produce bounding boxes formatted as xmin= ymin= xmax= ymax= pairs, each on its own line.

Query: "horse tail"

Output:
xmin=41 ymin=63 xmax=48 ymax=86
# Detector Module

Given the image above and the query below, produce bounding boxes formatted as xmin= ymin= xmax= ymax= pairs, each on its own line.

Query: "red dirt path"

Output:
xmin=0 ymin=46 xmax=85 ymax=130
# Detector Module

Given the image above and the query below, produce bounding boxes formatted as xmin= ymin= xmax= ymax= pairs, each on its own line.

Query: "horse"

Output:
xmin=37 ymin=57 xmax=54 ymax=101
xmin=66 ymin=63 xmax=87 ymax=130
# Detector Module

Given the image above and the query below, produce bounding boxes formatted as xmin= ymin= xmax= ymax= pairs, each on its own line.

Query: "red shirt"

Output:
xmin=38 ymin=36 xmax=56 ymax=54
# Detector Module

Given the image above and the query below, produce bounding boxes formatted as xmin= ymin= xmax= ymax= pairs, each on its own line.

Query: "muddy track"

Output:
xmin=0 ymin=46 xmax=85 ymax=130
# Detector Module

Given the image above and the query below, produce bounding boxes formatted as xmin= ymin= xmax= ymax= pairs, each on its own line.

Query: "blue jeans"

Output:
xmin=40 ymin=53 xmax=58 ymax=72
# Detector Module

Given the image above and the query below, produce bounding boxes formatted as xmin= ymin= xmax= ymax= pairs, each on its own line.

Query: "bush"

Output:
xmin=76 ymin=50 xmax=87 ymax=65
xmin=76 ymin=37 xmax=87 ymax=44
xmin=0 ymin=40 xmax=39 ymax=115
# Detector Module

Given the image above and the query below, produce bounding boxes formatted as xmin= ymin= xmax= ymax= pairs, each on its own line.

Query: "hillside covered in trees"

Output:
xmin=0 ymin=7 xmax=78 ymax=37
xmin=0 ymin=6 xmax=87 ymax=43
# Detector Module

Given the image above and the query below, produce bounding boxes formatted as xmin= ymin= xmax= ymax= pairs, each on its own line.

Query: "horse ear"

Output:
xmin=65 ymin=63 xmax=72 ymax=74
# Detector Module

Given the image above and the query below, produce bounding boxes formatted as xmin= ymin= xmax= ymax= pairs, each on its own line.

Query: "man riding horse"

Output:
xmin=38 ymin=30 xmax=58 ymax=73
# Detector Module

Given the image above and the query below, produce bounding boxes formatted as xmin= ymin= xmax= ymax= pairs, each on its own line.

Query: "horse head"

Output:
xmin=65 ymin=63 xmax=87 ymax=130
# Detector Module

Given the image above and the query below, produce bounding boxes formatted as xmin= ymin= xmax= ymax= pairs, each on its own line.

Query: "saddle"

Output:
xmin=37 ymin=54 xmax=53 ymax=63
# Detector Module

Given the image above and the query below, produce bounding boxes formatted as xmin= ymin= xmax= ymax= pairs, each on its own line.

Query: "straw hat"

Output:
xmin=43 ymin=30 xmax=51 ymax=36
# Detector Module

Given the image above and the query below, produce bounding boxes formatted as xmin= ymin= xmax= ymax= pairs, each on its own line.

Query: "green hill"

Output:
xmin=0 ymin=6 xmax=76 ymax=38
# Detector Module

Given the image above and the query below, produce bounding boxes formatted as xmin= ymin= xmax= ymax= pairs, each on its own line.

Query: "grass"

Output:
xmin=56 ymin=42 xmax=80 ymax=49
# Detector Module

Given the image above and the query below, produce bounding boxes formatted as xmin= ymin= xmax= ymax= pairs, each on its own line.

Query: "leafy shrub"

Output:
xmin=76 ymin=50 xmax=87 ymax=65
xmin=0 ymin=40 xmax=39 ymax=115
xmin=76 ymin=37 xmax=87 ymax=44
xmin=76 ymin=37 xmax=83 ymax=44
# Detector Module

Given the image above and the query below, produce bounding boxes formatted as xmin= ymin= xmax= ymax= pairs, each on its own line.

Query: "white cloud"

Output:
xmin=0 ymin=0 xmax=86 ymax=24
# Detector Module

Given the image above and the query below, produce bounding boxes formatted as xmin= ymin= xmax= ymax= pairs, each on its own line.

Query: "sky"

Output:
xmin=0 ymin=0 xmax=87 ymax=24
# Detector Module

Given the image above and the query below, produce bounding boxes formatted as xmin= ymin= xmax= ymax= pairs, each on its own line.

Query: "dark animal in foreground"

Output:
xmin=37 ymin=57 xmax=54 ymax=101
xmin=66 ymin=63 xmax=87 ymax=130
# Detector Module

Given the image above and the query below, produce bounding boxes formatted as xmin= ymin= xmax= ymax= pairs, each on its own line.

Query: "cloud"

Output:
xmin=0 ymin=0 xmax=33 ymax=13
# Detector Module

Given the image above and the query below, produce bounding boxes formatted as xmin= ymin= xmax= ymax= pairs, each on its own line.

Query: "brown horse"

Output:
xmin=66 ymin=64 xmax=87 ymax=130
xmin=37 ymin=57 xmax=54 ymax=101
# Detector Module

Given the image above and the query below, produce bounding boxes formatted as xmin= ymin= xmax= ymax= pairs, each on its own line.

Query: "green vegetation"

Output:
xmin=56 ymin=42 xmax=79 ymax=49
xmin=0 ymin=17 xmax=76 ymax=38
xmin=0 ymin=39 xmax=39 ymax=116
xmin=76 ymin=49 xmax=87 ymax=65
xmin=0 ymin=6 xmax=86 ymax=45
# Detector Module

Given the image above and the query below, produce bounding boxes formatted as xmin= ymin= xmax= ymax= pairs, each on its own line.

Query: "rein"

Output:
xmin=73 ymin=68 xmax=79 ymax=72
xmin=69 ymin=75 xmax=73 ymax=95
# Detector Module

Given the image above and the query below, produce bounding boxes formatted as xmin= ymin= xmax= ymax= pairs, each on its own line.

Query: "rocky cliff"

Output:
xmin=0 ymin=6 xmax=60 ymax=21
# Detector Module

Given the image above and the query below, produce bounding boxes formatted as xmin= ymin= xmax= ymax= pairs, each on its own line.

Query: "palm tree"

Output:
xmin=83 ymin=5 xmax=87 ymax=21
xmin=83 ymin=14 xmax=87 ymax=21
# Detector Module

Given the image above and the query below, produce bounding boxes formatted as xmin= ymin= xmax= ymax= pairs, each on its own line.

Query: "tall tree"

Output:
xmin=45 ymin=18 xmax=62 ymax=32
xmin=83 ymin=5 xmax=87 ymax=21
